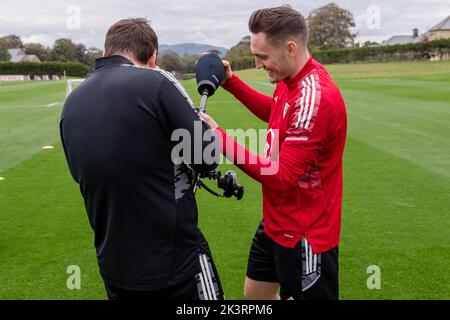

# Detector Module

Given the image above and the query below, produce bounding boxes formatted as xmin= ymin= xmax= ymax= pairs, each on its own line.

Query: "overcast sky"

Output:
xmin=0 ymin=0 xmax=448 ymax=49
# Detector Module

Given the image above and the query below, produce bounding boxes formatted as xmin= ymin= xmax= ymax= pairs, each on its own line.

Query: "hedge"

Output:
xmin=228 ymin=38 xmax=450 ymax=69
xmin=0 ymin=61 xmax=90 ymax=77
xmin=229 ymin=56 xmax=254 ymax=71
xmin=311 ymin=38 xmax=450 ymax=64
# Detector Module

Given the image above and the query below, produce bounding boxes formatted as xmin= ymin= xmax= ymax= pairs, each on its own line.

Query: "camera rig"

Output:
xmin=193 ymin=53 xmax=244 ymax=200
xmin=195 ymin=170 xmax=244 ymax=200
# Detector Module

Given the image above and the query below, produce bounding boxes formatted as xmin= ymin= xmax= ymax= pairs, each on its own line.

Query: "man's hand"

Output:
xmin=222 ymin=60 xmax=233 ymax=84
xmin=199 ymin=112 xmax=219 ymax=130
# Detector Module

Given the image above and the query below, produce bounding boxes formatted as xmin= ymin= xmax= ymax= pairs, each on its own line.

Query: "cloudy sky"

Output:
xmin=0 ymin=0 xmax=449 ymax=49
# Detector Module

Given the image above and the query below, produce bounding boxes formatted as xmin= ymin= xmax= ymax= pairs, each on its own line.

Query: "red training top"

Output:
xmin=218 ymin=56 xmax=347 ymax=253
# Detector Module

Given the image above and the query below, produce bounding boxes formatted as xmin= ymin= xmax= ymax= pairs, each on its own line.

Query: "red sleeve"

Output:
xmin=216 ymin=127 xmax=319 ymax=190
xmin=221 ymin=74 xmax=272 ymax=123
xmin=215 ymin=90 xmax=328 ymax=191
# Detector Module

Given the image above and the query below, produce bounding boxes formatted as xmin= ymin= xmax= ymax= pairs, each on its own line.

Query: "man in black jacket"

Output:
xmin=60 ymin=18 xmax=223 ymax=300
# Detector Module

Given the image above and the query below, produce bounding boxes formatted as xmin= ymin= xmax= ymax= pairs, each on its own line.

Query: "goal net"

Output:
xmin=66 ymin=79 xmax=85 ymax=98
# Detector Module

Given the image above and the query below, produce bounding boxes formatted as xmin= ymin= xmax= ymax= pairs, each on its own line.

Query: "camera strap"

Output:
xmin=196 ymin=180 xmax=222 ymax=198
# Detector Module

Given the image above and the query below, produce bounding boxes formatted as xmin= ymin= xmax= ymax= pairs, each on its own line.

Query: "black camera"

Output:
xmin=217 ymin=170 xmax=244 ymax=200
xmin=196 ymin=170 xmax=244 ymax=200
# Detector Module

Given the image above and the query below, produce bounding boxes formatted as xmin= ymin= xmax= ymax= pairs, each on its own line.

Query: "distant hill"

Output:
xmin=159 ymin=43 xmax=228 ymax=57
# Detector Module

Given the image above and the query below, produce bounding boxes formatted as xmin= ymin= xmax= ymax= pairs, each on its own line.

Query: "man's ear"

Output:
xmin=147 ymin=51 xmax=157 ymax=68
xmin=286 ymin=41 xmax=297 ymax=58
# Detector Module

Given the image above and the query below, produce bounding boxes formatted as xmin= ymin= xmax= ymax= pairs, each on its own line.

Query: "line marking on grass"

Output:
xmin=42 ymin=146 xmax=54 ymax=150
xmin=46 ymin=102 xmax=59 ymax=107
xmin=0 ymin=177 xmax=4 ymax=181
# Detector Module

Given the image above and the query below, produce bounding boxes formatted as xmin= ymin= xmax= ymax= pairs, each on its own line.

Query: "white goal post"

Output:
xmin=66 ymin=79 xmax=85 ymax=98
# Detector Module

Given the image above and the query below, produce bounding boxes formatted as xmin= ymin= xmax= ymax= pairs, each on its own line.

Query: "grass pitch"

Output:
xmin=0 ymin=61 xmax=449 ymax=299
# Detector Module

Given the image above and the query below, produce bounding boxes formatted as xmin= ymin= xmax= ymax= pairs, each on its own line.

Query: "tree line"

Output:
xmin=0 ymin=34 xmax=218 ymax=76
xmin=159 ymin=3 xmax=361 ymax=73
xmin=225 ymin=3 xmax=358 ymax=69
xmin=225 ymin=3 xmax=450 ymax=68
xmin=0 ymin=3 xmax=359 ymax=74
xmin=0 ymin=35 xmax=102 ymax=70
xmin=2 ymin=2 xmax=447 ymax=75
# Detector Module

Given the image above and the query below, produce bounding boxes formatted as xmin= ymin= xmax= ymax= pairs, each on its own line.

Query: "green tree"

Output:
xmin=69 ymin=43 xmax=101 ymax=69
xmin=84 ymin=47 xmax=102 ymax=70
xmin=158 ymin=50 xmax=186 ymax=73
xmin=24 ymin=43 xmax=51 ymax=61
xmin=75 ymin=43 xmax=88 ymax=64
xmin=307 ymin=3 xmax=356 ymax=49
xmin=363 ymin=41 xmax=380 ymax=47
xmin=0 ymin=34 xmax=24 ymax=49
xmin=0 ymin=38 xmax=11 ymax=61
xmin=0 ymin=46 xmax=11 ymax=61
xmin=224 ymin=36 xmax=254 ymax=70
xmin=180 ymin=55 xmax=198 ymax=74
xmin=52 ymin=38 xmax=77 ymax=62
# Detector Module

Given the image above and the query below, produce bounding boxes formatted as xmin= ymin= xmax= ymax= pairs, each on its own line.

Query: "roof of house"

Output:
xmin=430 ymin=15 xmax=450 ymax=31
xmin=21 ymin=54 xmax=40 ymax=62
xmin=7 ymin=48 xmax=41 ymax=63
xmin=8 ymin=48 xmax=25 ymax=62
xmin=382 ymin=35 xmax=422 ymax=45
xmin=382 ymin=15 xmax=450 ymax=45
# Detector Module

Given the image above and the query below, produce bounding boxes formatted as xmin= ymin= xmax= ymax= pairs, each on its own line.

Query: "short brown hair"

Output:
xmin=249 ymin=5 xmax=308 ymax=46
xmin=104 ymin=18 xmax=158 ymax=64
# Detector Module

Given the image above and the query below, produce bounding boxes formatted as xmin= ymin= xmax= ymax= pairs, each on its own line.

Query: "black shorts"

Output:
xmin=246 ymin=220 xmax=339 ymax=300
xmin=105 ymin=235 xmax=224 ymax=300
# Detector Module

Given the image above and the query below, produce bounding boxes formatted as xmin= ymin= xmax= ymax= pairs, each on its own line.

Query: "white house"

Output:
xmin=383 ymin=15 xmax=450 ymax=45
xmin=8 ymin=48 xmax=41 ymax=63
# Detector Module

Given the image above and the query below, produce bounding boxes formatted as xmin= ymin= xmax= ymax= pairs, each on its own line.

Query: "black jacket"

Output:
xmin=60 ymin=55 xmax=218 ymax=290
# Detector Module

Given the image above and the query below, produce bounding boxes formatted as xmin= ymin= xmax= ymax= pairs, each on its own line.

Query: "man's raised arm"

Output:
xmin=221 ymin=61 xmax=272 ymax=123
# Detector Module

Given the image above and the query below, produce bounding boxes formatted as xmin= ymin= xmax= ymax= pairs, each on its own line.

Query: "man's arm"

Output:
xmin=222 ymin=74 xmax=272 ymax=123
xmin=203 ymin=90 xmax=330 ymax=190
xmin=215 ymin=127 xmax=321 ymax=191
xmin=158 ymin=76 xmax=219 ymax=174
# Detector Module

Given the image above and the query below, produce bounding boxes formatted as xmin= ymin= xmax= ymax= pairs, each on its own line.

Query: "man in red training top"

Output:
xmin=201 ymin=5 xmax=347 ymax=300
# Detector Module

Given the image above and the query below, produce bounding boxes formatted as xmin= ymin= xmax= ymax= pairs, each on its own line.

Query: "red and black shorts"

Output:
xmin=246 ymin=220 xmax=339 ymax=300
